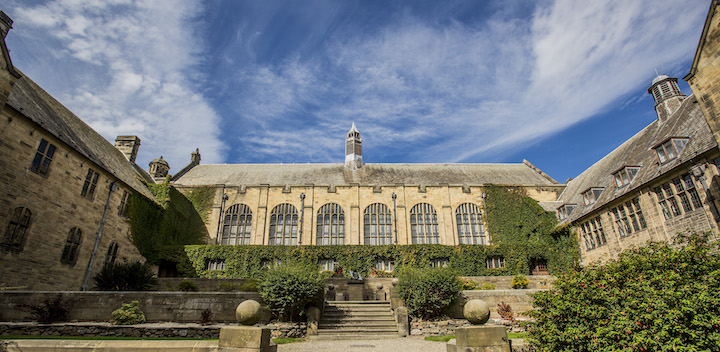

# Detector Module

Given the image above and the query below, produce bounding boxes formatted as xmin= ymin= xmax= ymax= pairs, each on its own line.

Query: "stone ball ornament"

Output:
xmin=236 ymin=299 xmax=262 ymax=326
xmin=376 ymin=283 xmax=383 ymax=290
xmin=328 ymin=284 xmax=335 ymax=291
xmin=463 ymin=299 xmax=491 ymax=325
xmin=391 ymin=278 xmax=399 ymax=286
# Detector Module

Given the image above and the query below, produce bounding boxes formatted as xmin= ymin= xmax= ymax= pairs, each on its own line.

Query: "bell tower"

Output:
xmin=345 ymin=122 xmax=363 ymax=170
xmin=648 ymin=74 xmax=686 ymax=122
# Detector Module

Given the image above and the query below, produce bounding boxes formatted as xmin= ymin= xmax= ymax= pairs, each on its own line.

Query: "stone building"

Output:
xmin=0 ymin=13 xmax=156 ymax=290
xmin=171 ymin=125 xmax=564 ymax=248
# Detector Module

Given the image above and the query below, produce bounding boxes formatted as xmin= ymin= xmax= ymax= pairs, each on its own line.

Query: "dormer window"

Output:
xmin=613 ymin=166 xmax=640 ymax=188
xmin=582 ymin=188 xmax=605 ymax=206
xmin=557 ymin=204 xmax=577 ymax=220
xmin=654 ymin=138 xmax=688 ymax=164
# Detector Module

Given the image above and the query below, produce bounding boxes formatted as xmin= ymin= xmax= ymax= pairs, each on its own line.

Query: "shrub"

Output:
xmin=217 ymin=282 xmax=238 ymax=292
xmin=259 ymin=262 xmax=324 ymax=321
xmin=27 ymin=295 xmax=69 ymax=323
xmin=497 ymin=301 xmax=513 ymax=321
xmin=396 ymin=267 xmax=462 ymax=319
xmin=178 ymin=280 xmax=198 ymax=292
xmin=238 ymin=279 xmax=259 ymax=292
xmin=528 ymin=232 xmax=720 ymax=352
xmin=511 ymin=274 xmax=528 ymax=289
xmin=200 ymin=308 xmax=213 ymax=325
xmin=479 ymin=282 xmax=496 ymax=290
xmin=461 ymin=278 xmax=479 ymax=290
xmin=111 ymin=301 xmax=146 ymax=325
xmin=93 ymin=261 xmax=158 ymax=291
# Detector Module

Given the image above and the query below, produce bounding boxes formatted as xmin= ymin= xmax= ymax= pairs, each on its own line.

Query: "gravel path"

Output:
xmin=278 ymin=336 xmax=447 ymax=352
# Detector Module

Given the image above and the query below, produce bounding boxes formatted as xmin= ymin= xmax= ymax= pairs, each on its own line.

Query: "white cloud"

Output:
xmin=8 ymin=0 xmax=225 ymax=172
xmin=227 ymin=0 xmax=706 ymax=164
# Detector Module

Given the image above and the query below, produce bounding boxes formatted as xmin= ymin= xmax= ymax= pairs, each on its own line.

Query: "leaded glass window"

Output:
xmin=30 ymin=139 xmax=56 ymax=176
xmin=105 ymin=241 xmax=119 ymax=265
xmin=269 ymin=203 xmax=298 ymax=245
xmin=316 ymin=203 xmax=345 ymax=245
xmin=2 ymin=207 xmax=32 ymax=250
xmin=456 ymin=203 xmax=486 ymax=244
xmin=410 ymin=203 xmax=439 ymax=244
xmin=363 ymin=203 xmax=392 ymax=245
xmin=60 ymin=227 xmax=82 ymax=265
xmin=221 ymin=204 xmax=252 ymax=245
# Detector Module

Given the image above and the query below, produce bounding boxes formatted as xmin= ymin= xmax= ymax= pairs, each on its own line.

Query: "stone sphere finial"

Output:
xmin=376 ymin=283 xmax=383 ymax=290
xmin=236 ymin=300 xmax=262 ymax=326
xmin=463 ymin=299 xmax=490 ymax=325
xmin=391 ymin=278 xmax=399 ymax=286
xmin=328 ymin=284 xmax=335 ymax=291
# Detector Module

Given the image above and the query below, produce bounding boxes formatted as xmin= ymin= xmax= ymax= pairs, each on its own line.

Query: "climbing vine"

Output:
xmin=483 ymin=185 xmax=578 ymax=274
xmin=128 ymin=181 xmax=208 ymax=263
xmin=181 ymin=187 xmax=215 ymax=224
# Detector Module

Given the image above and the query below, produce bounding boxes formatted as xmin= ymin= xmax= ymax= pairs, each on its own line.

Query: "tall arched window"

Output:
xmin=221 ymin=204 xmax=252 ymax=245
xmin=456 ymin=203 xmax=486 ymax=244
xmin=269 ymin=203 xmax=298 ymax=245
xmin=364 ymin=203 xmax=392 ymax=245
xmin=60 ymin=227 xmax=82 ymax=265
xmin=410 ymin=203 xmax=439 ymax=244
xmin=105 ymin=241 xmax=119 ymax=265
xmin=2 ymin=207 xmax=32 ymax=250
xmin=316 ymin=203 xmax=345 ymax=245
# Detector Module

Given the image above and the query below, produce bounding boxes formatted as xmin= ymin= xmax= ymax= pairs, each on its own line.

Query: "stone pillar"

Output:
xmin=447 ymin=299 xmax=510 ymax=352
xmin=395 ymin=306 xmax=409 ymax=337
xmin=306 ymin=306 xmax=320 ymax=336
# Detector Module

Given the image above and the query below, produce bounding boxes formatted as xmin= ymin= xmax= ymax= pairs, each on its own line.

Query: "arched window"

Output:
xmin=364 ymin=203 xmax=392 ymax=245
xmin=410 ymin=203 xmax=439 ymax=244
xmin=316 ymin=203 xmax=345 ymax=245
xmin=2 ymin=207 xmax=32 ymax=249
xmin=61 ymin=227 xmax=82 ymax=265
xmin=456 ymin=203 xmax=486 ymax=244
xmin=269 ymin=203 xmax=298 ymax=245
xmin=105 ymin=241 xmax=119 ymax=265
xmin=221 ymin=204 xmax=252 ymax=245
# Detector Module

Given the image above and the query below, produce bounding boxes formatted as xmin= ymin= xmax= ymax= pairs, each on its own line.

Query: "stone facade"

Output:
xmin=0 ymin=14 xmax=152 ymax=291
xmin=686 ymin=1 xmax=720 ymax=148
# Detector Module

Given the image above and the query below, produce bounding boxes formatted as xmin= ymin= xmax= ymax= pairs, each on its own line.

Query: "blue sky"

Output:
xmin=3 ymin=0 xmax=710 ymax=182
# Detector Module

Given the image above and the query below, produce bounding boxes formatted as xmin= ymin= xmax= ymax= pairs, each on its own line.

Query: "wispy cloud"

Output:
xmin=223 ymin=0 xmax=706 ymax=164
xmin=7 ymin=0 xmax=225 ymax=171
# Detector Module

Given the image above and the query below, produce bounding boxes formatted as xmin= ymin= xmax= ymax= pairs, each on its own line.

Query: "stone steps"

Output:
xmin=314 ymin=301 xmax=399 ymax=340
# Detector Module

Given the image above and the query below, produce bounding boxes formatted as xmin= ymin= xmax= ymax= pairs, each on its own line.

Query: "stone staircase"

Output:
xmin=312 ymin=301 xmax=400 ymax=340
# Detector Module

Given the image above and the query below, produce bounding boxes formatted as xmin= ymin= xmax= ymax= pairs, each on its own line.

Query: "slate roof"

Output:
xmin=557 ymin=95 xmax=716 ymax=223
xmin=6 ymin=72 xmax=155 ymax=199
xmin=173 ymin=161 xmax=560 ymax=187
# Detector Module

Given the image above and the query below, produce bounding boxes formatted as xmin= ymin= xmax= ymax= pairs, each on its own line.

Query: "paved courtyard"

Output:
xmin=278 ymin=337 xmax=447 ymax=352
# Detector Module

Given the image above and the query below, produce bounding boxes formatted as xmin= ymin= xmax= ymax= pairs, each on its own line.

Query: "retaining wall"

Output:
xmin=0 ymin=291 xmax=263 ymax=323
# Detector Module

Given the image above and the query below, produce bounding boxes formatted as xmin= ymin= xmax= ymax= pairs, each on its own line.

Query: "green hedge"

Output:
xmin=164 ymin=243 xmax=530 ymax=278
xmin=528 ymin=232 xmax=720 ymax=351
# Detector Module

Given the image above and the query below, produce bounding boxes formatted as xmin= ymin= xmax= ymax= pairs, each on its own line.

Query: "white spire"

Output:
xmin=350 ymin=122 xmax=358 ymax=133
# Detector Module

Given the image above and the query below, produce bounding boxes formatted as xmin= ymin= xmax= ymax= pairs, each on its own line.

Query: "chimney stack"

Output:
xmin=114 ymin=136 xmax=141 ymax=163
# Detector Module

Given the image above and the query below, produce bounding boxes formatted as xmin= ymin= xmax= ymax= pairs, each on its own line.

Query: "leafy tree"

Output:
xmin=396 ymin=266 xmax=462 ymax=318
xmin=259 ymin=262 xmax=324 ymax=321
xmin=527 ymin=232 xmax=720 ymax=352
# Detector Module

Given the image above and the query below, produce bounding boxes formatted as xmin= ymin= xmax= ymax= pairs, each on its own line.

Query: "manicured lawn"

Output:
xmin=272 ymin=338 xmax=305 ymax=344
xmin=0 ymin=335 xmax=216 ymax=340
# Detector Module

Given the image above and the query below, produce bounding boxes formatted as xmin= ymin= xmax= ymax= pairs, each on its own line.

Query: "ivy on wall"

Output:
xmin=148 ymin=185 xmax=577 ymax=277
xmin=128 ymin=181 xmax=209 ymax=263
xmin=181 ymin=187 xmax=215 ymax=224
xmin=483 ymin=185 xmax=578 ymax=274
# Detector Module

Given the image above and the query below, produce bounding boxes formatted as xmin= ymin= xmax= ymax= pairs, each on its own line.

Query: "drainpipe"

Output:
xmin=82 ymin=181 xmax=117 ymax=291
xmin=299 ymin=193 xmax=305 ymax=245
xmin=215 ymin=194 xmax=229 ymax=244
xmin=392 ymin=193 xmax=398 ymax=244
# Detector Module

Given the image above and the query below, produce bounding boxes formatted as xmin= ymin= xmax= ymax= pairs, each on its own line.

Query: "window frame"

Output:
xmin=455 ymin=203 xmax=486 ymax=245
xmin=486 ymin=256 xmax=505 ymax=269
xmin=613 ymin=166 xmax=640 ymax=188
xmin=105 ymin=241 xmax=119 ymax=265
xmin=207 ymin=259 xmax=226 ymax=271
xmin=581 ymin=188 xmax=605 ymax=206
xmin=363 ymin=203 xmax=393 ymax=245
xmin=557 ymin=204 xmax=577 ymax=220
xmin=580 ymin=216 xmax=606 ymax=251
xmin=410 ymin=203 xmax=439 ymax=244
xmin=30 ymin=139 xmax=57 ymax=176
xmin=611 ymin=198 xmax=647 ymax=237
xmin=81 ymin=168 xmax=100 ymax=200
xmin=268 ymin=203 xmax=298 ymax=245
xmin=316 ymin=203 xmax=345 ymax=245
xmin=2 ymin=207 xmax=32 ymax=250
xmin=221 ymin=204 xmax=253 ymax=245
xmin=654 ymin=138 xmax=689 ymax=164
xmin=373 ymin=258 xmax=395 ymax=272
xmin=60 ymin=227 xmax=82 ymax=266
